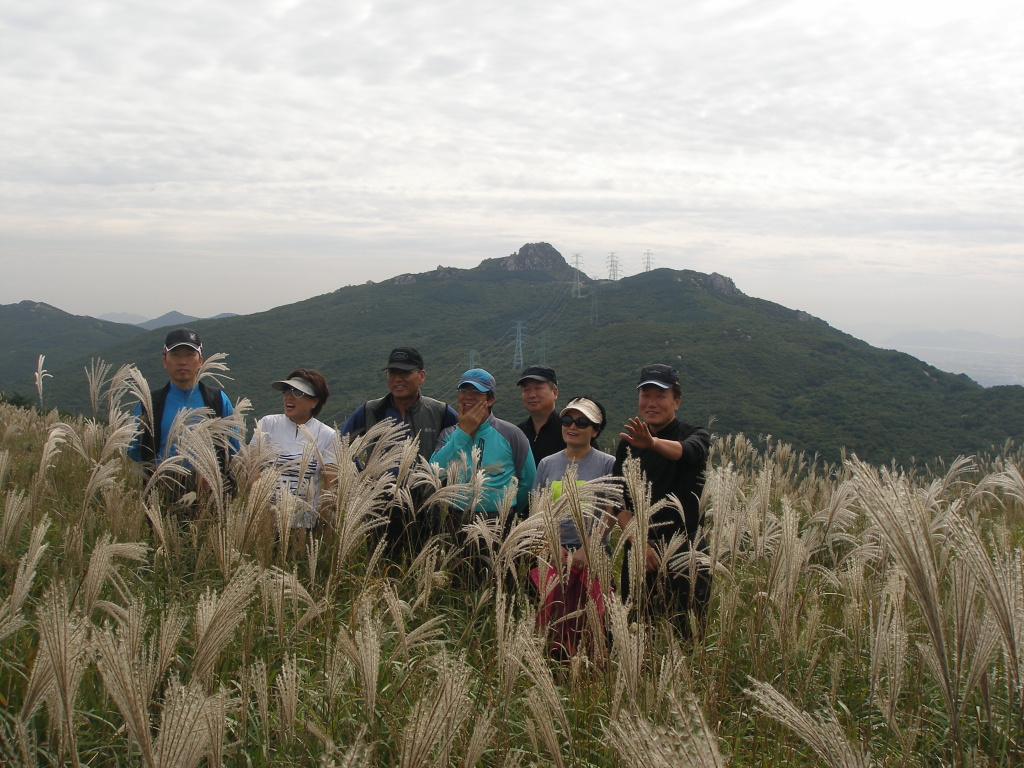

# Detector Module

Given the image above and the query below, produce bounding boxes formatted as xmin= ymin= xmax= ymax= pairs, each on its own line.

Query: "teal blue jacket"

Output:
xmin=430 ymin=414 xmax=536 ymax=517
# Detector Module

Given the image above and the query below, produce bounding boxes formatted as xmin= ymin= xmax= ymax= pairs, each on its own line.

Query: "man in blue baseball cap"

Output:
xmin=430 ymin=368 xmax=536 ymax=525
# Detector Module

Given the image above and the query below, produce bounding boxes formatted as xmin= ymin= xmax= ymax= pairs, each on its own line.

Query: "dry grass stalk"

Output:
xmin=0 ymin=489 xmax=30 ymax=556
xmin=150 ymin=679 xmax=223 ymax=768
xmin=746 ymin=678 xmax=871 ymax=768
xmin=852 ymin=458 xmax=964 ymax=757
xmin=606 ymin=593 xmax=647 ymax=717
xmin=607 ymin=692 xmax=727 ymax=768
xmin=34 ymin=355 xmax=51 ymax=411
xmin=0 ymin=518 xmax=49 ymax=643
xmin=191 ymin=561 xmax=261 ymax=687
xmin=398 ymin=652 xmax=474 ymax=768
xmin=352 ymin=605 xmax=384 ymax=713
xmin=95 ymin=602 xmax=159 ymax=766
xmin=325 ymin=624 xmax=356 ymax=701
xmin=948 ymin=512 xmax=1024 ymax=712
xmin=461 ymin=708 xmax=496 ymax=768
xmin=249 ymin=660 xmax=270 ymax=746
xmin=84 ymin=358 xmax=112 ymax=419
xmin=276 ymin=652 xmax=300 ymax=743
xmin=75 ymin=533 xmax=148 ymax=616
xmin=868 ymin=569 xmax=908 ymax=725
xmin=524 ymin=688 xmax=565 ymax=768
xmin=0 ymin=448 xmax=10 ymax=491
xmin=21 ymin=583 xmax=92 ymax=768
xmin=518 ymin=627 xmax=570 ymax=739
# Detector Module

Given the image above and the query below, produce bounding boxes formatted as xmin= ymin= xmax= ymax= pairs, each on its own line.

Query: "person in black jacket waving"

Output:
xmin=611 ymin=363 xmax=712 ymax=637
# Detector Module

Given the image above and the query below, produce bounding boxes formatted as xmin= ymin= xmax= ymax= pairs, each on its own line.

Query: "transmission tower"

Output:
xmin=572 ymin=253 xmax=583 ymax=298
xmin=607 ymin=252 xmax=620 ymax=281
xmin=467 ymin=349 xmax=478 ymax=368
xmin=512 ymin=322 xmax=524 ymax=369
xmin=643 ymin=249 xmax=653 ymax=271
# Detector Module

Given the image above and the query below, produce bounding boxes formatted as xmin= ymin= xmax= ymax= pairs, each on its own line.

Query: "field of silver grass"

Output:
xmin=0 ymin=360 xmax=1021 ymax=766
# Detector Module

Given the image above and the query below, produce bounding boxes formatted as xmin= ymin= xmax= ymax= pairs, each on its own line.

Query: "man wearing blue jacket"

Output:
xmin=129 ymin=328 xmax=238 ymax=497
xmin=430 ymin=368 xmax=536 ymax=524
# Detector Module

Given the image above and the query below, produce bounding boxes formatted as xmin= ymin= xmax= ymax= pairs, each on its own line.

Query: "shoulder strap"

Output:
xmin=141 ymin=383 xmax=171 ymax=464
xmin=197 ymin=380 xmax=225 ymax=417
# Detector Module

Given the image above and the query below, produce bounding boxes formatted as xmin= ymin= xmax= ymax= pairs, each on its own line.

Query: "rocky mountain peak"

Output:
xmin=478 ymin=242 xmax=572 ymax=277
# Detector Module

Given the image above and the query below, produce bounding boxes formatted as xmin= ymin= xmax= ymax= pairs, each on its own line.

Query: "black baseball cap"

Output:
xmin=517 ymin=365 xmax=557 ymax=387
xmin=164 ymin=328 xmax=202 ymax=353
xmin=636 ymin=364 xmax=679 ymax=390
xmin=382 ymin=347 xmax=424 ymax=371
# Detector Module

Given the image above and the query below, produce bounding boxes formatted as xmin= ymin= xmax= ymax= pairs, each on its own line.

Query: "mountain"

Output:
xmin=137 ymin=311 xmax=201 ymax=331
xmin=0 ymin=301 xmax=147 ymax=398
xmin=881 ymin=331 xmax=1024 ymax=388
xmin=30 ymin=243 xmax=1024 ymax=466
xmin=99 ymin=312 xmax=148 ymax=325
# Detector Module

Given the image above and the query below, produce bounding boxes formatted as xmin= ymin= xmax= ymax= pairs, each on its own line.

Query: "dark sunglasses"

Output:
xmin=280 ymin=385 xmax=309 ymax=398
xmin=560 ymin=415 xmax=595 ymax=429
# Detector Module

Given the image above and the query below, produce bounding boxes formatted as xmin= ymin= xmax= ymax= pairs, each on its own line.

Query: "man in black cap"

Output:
xmin=516 ymin=365 xmax=566 ymax=465
xmin=341 ymin=347 xmax=458 ymax=557
xmin=341 ymin=347 xmax=457 ymax=461
xmin=128 ymin=327 xmax=237 ymax=482
xmin=609 ymin=363 xmax=712 ymax=636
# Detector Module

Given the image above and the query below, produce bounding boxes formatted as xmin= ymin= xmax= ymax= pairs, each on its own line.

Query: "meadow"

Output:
xmin=1 ymin=360 xmax=1022 ymax=766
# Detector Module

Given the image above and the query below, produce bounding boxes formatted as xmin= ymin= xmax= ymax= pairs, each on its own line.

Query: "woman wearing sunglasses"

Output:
xmin=531 ymin=395 xmax=615 ymax=657
xmin=250 ymin=369 xmax=337 ymax=528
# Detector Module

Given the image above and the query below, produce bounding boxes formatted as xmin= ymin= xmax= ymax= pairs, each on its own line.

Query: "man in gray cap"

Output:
xmin=516 ymin=365 xmax=566 ymax=465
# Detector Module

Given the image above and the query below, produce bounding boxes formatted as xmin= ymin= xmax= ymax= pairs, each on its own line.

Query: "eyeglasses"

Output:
xmin=560 ymin=415 xmax=595 ymax=429
xmin=457 ymin=387 xmax=489 ymax=397
xmin=387 ymin=368 xmax=419 ymax=377
xmin=280 ymin=386 xmax=308 ymax=398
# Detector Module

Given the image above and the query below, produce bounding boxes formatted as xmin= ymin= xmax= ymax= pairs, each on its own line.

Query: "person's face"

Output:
xmin=638 ymin=384 xmax=681 ymax=432
xmin=457 ymin=385 xmax=493 ymax=415
xmin=162 ymin=346 xmax=202 ymax=388
xmin=387 ymin=368 xmax=425 ymax=402
xmin=520 ymin=380 xmax=557 ymax=418
xmin=560 ymin=408 xmax=597 ymax=450
xmin=281 ymin=384 xmax=318 ymax=425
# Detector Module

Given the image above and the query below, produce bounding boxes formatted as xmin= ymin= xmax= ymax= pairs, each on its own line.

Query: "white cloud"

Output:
xmin=0 ymin=0 xmax=1020 ymax=337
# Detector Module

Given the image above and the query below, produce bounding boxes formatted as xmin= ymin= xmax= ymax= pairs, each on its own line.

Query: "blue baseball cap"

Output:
xmin=458 ymin=368 xmax=496 ymax=393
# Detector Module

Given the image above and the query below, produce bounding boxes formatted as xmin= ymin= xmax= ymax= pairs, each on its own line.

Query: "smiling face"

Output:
xmin=387 ymin=367 xmax=425 ymax=405
xmin=457 ymin=384 xmax=493 ymax=415
xmin=638 ymin=384 xmax=681 ymax=432
xmin=520 ymin=380 xmax=557 ymax=419
xmin=561 ymin=408 xmax=597 ymax=452
xmin=162 ymin=346 xmax=202 ymax=389
xmin=282 ymin=386 xmax=318 ymax=425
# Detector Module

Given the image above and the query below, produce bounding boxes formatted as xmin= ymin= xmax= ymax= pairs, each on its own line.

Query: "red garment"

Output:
xmin=530 ymin=565 xmax=606 ymax=659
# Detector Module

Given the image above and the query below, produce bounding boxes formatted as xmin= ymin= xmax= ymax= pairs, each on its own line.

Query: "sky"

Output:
xmin=1 ymin=0 xmax=1021 ymax=346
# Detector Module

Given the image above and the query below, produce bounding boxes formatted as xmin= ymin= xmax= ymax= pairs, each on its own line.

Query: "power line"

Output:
xmin=512 ymin=321 xmax=524 ymax=369
xmin=607 ymin=252 xmax=620 ymax=281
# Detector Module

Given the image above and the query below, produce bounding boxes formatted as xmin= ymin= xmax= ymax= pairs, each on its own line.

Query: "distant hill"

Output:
xmin=0 ymin=301 xmax=146 ymax=398
xmin=881 ymin=331 xmax=1024 ymax=388
xmin=99 ymin=312 xmax=148 ymax=325
xmin=33 ymin=243 xmax=1024 ymax=466
xmin=137 ymin=311 xmax=238 ymax=330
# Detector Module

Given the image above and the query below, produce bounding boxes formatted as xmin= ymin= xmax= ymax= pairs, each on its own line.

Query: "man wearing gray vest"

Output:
xmin=341 ymin=347 xmax=458 ymax=559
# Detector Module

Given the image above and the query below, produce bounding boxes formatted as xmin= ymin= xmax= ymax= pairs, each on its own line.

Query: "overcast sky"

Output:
xmin=2 ymin=0 xmax=1020 ymax=345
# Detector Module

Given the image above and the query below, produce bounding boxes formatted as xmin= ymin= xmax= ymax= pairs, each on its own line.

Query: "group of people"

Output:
xmin=129 ymin=328 xmax=712 ymax=634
